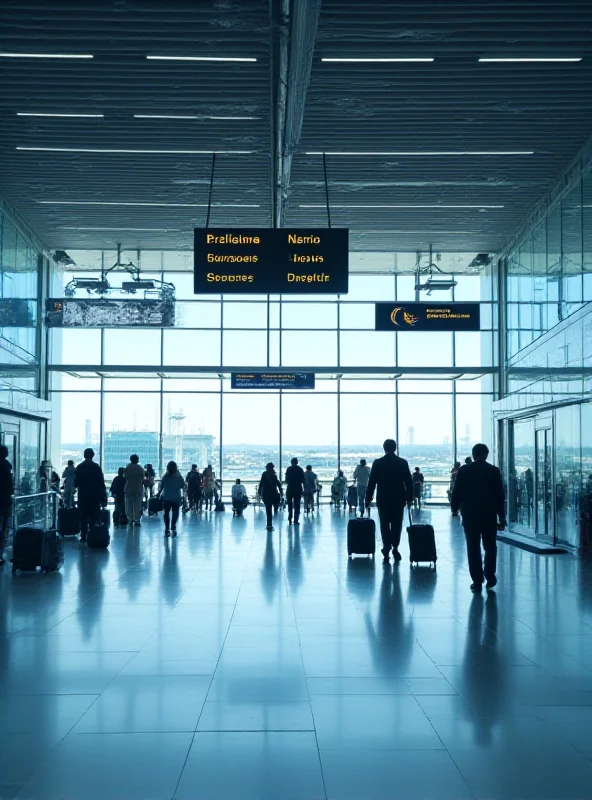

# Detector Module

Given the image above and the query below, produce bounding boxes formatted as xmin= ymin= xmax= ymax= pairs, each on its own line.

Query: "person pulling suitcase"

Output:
xmin=365 ymin=439 xmax=413 ymax=564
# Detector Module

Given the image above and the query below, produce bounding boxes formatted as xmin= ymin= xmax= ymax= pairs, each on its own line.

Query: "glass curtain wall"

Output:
xmin=50 ymin=252 xmax=495 ymax=499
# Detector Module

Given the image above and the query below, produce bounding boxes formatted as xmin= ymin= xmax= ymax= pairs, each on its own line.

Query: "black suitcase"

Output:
xmin=100 ymin=508 xmax=110 ymax=530
xmin=148 ymin=496 xmax=163 ymax=515
xmin=407 ymin=511 xmax=437 ymax=566
xmin=58 ymin=507 xmax=80 ymax=535
xmin=347 ymin=486 xmax=358 ymax=511
xmin=87 ymin=524 xmax=110 ymax=549
xmin=41 ymin=531 xmax=64 ymax=572
xmin=11 ymin=527 xmax=43 ymax=572
xmin=347 ymin=517 xmax=376 ymax=557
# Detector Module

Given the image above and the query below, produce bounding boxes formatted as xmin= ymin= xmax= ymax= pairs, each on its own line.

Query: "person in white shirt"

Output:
xmin=231 ymin=478 xmax=248 ymax=515
xmin=353 ymin=459 xmax=371 ymax=515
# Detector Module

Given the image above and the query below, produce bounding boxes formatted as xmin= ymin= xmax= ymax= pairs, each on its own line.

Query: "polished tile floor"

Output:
xmin=1 ymin=505 xmax=592 ymax=799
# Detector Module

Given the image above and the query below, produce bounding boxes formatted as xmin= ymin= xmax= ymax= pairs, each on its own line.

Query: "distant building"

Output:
xmin=85 ymin=419 xmax=92 ymax=447
xmin=162 ymin=434 xmax=215 ymax=474
xmin=104 ymin=431 xmax=159 ymax=475
xmin=407 ymin=426 xmax=414 ymax=447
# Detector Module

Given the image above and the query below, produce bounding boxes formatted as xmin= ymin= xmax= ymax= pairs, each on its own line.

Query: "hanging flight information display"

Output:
xmin=231 ymin=373 xmax=315 ymax=390
xmin=46 ymin=298 xmax=175 ymax=327
xmin=194 ymin=228 xmax=349 ymax=294
xmin=375 ymin=302 xmax=481 ymax=332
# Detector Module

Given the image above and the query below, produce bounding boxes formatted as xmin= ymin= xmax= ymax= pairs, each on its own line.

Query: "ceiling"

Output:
xmin=1 ymin=0 xmax=592 ymax=259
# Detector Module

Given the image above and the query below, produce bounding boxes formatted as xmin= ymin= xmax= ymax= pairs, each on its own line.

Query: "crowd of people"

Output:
xmin=0 ymin=439 xmax=508 ymax=591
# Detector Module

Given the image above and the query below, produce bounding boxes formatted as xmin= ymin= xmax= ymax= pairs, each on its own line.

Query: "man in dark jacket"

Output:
xmin=75 ymin=448 xmax=107 ymax=541
xmin=366 ymin=439 xmax=413 ymax=563
xmin=0 ymin=445 xmax=14 ymax=566
xmin=285 ymin=457 xmax=305 ymax=525
xmin=451 ymin=443 xmax=506 ymax=593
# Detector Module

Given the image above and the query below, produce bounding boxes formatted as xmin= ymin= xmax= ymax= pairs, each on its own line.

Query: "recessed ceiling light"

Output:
xmin=299 ymin=204 xmax=504 ymax=209
xmin=133 ymin=114 xmax=258 ymax=120
xmin=479 ymin=57 xmax=582 ymax=63
xmin=38 ymin=200 xmax=260 ymax=208
xmin=0 ymin=52 xmax=94 ymax=59
xmin=305 ymin=150 xmax=534 ymax=156
xmin=17 ymin=112 xmax=104 ymax=118
xmin=321 ymin=57 xmax=434 ymax=63
xmin=18 ymin=147 xmax=253 ymax=154
xmin=146 ymin=55 xmax=257 ymax=62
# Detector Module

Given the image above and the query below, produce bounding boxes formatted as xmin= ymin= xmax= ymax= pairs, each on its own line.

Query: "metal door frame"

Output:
xmin=534 ymin=416 xmax=555 ymax=544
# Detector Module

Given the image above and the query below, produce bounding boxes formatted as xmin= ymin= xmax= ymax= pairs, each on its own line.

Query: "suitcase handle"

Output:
xmin=407 ymin=506 xmax=413 ymax=527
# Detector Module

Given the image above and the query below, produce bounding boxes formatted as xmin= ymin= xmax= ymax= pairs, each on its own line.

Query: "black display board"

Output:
xmin=375 ymin=302 xmax=480 ymax=332
xmin=194 ymin=228 xmax=348 ymax=294
xmin=231 ymin=373 xmax=315 ymax=390
xmin=46 ymin=298 xmax=175 ymax=327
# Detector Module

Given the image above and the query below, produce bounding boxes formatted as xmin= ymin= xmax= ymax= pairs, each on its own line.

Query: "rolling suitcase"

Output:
xmin=347 ymin=485 xmax=358 ymax=512
xmin=41 ymin=531 xmax=64 ymax=572
xmin=148 ymin=496 xmax=163 ymax=516
xmin=11 ymin=527 xmax=43 ymax=572
xmin=58 ymin=507 xmax=80 ymax=535
xmin=347 ymin=517 xmax=376 ymax=558
xmin=87 ymin=524 xmax=110 ymax=549
xmin=100 ymin=508 xmax=110 ymax=530
xmin=406 ymin=509 xmax=437 ymax=567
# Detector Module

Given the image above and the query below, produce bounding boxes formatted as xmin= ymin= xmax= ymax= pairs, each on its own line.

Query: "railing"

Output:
xmin=12 ymin=491 xmax=58 ymax=533
xmin=217 ymin=478 xmax=452 ymax=505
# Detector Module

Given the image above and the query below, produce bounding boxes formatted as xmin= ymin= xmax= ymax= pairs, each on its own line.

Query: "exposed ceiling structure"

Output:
xmin=1 ymin=0 xmax=592 ymax=261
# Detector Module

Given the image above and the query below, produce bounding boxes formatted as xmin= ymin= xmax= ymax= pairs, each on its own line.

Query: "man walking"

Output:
xmin=124 ymin=454 xmax=145 ymax=526
xmin=0 ymin=445 xmax=14 ymax=566
xmin=285 ymin=457 xmax=305 ymax=525
xmin=75 ymin=448 xmax=107 ymax=541
xmin=366 ymin=439 xmax=413 ymax=564
xmin=353 ymin=458 xmax=371 ymax=515
xmin=451 ymin=443 xmax=506 ymax=593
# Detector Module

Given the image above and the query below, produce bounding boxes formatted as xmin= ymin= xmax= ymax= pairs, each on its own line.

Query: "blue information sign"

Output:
xmin=231 ymin=373 xmax=315 ymax=390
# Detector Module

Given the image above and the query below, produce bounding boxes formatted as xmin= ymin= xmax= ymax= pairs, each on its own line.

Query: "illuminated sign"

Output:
xmin=46 ymin=299 xmax=175 ymax=327
xmin=231 ymin=373 xmax=315 ymax=390
xmin=194 ymin=228 xmax=348 ymax=294
xmin=375 ymin=302 xmax=480 ymax=332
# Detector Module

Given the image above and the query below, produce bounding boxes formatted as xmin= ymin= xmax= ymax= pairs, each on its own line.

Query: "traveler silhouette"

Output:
xmin=285 ymin=457 xmax=305 ymax=525
xmin=451 ymin=442 xmax=506 ymax=592
xmin=365 ymin=439 xmax=413 ymax=564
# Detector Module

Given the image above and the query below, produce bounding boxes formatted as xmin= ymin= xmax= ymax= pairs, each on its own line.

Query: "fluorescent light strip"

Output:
xmin=147 ymin=55 xmax=256 ymax=62
xmin=0 ymin=52 xmax=93 ymax=59
xmin=38 ymin=200 xmax=260 ymax=208
xmin=322 ymin=57 xmax=434 ymax=63
xmin=59 ymin=226 xmax=182 ymax=231
xmin=479 ymin=57 xmax=582 ymax=63
xmin=299 ymin=204 xmax=504 ymax=209
xmin=18 ymin=147 xmax=253 ymax=154
xmin=133 ymin=114 xmax=258 ymax=120
xmin=306 ymin=150 xmax=534 ymax=156
xmin=17 ymin=112 xmax=104 ymax=118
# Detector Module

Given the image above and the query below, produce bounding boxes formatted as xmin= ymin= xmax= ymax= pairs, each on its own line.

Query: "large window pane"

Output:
xmin=339 ymin=332 xmax=395 ymax=367
xmin=163 ymin=393 xmax=220 ymax=477
xmin=509 ymin=417 xmax=535 ymax=532
xmin=555 ymin=404 xmax=581 ymax=547
xmin=281 ymin=331 xmax=337 ymax=367
xmin=397 ymin=332 xmax=453 ymax=367
xmin=281 ymin=302 xmax=337 ymax=329
xmin=223 ymin=302 xmax=267 ymax=329
xmin=223 ymin=330 xmax=267 ymax=367
xmin=104 ymin=329 xmax=161 ymax=366
xmin=398 ymin=393 xmax=453 ymax=500
xmin=103 ymin=392 xmax=161 ymax=480
xmin=52 ymin=390 xmax=101 ymax=470
xmin=54 ymin=329 xmax=101 ymax=365
xmin=339 ymin=394 xmax=396 ymax=478
xmin=455 ymin=394 xmax=483 ymax=458
xmin=339 ymin=303 xmax=375 ymax=329
xmin=163 ymin=330 xmax=221 ymax=366
xmin=222 ymin=393 xmax=279 ymax=493
xmin=175 ymin=301 xmax=221 ymax=328
xmin=341 ymin=275 xmax=395 ymax=302
xmin=281 ymin=394 xmax=337 ymax=483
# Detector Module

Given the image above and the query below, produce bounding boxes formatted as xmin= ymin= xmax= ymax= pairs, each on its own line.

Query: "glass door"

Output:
xmin=535 ymin=427 xmax=555 ymax=543
xmin=0 ymin=423 xmax=19 ymax=487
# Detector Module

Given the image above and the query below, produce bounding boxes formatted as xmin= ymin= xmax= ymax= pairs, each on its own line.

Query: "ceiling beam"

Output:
xmin=271 ymin=0 xmax=322 ymax=228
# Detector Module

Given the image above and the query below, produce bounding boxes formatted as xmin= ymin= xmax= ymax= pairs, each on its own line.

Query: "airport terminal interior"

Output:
xmin=1 ymin=1 xmax=592 ymax=798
